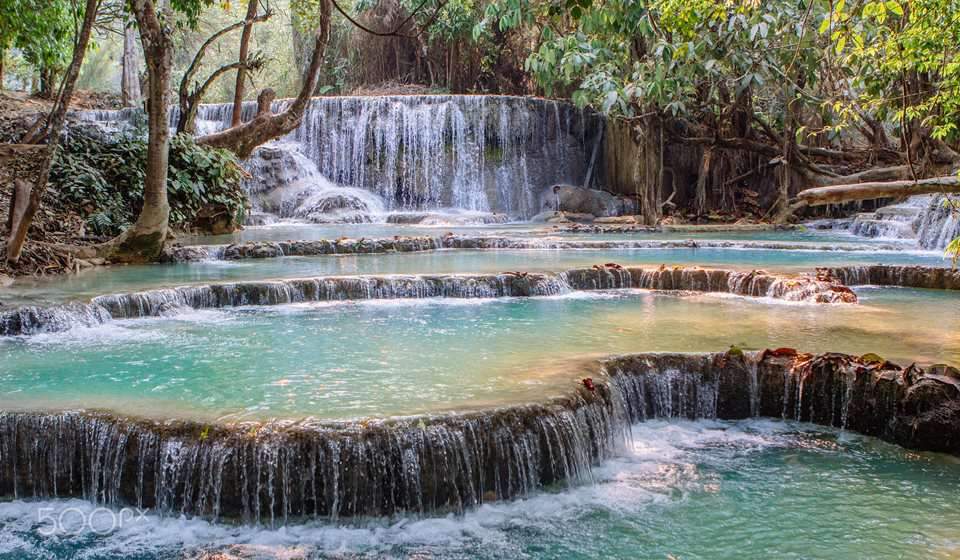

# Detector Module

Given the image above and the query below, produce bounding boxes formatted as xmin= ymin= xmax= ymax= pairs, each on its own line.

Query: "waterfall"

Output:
xmin=826 ymin=265 xmax=960 ymax=290
xmin=813 ymin=194 xmax=960 ymax=250
xmin=2 ymin=352 xmax=956 ymax=523
xmin=281 ymin=95 xmax=596 ymax=217
xmin=77 ymin=96 xmax=602 ymax=221
xmin=0 ymin=303 xmax=113 ymax=336
xmin=240 ymin=142 xmax=386 ymax=225
xmin=0 ymin=395 xmax=626 ymax=523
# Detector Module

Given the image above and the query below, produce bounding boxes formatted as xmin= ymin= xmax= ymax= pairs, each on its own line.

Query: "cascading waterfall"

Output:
xmin=78 ymin=96 xmax=602 ymax=221
xmin=0 ymin=266 xmax=858 ymax=336
xmin=826 ymin=264 xmax=960 ymax=290
xmin=812 ymin=194 xmax=960 ymax=250
xmin=240 ymin=142 xmax=387 ymax=225
xmin=279 ymin=95 xmax=596 ymax=217
xmin=2 ymin=351 xmax=956 ymax=523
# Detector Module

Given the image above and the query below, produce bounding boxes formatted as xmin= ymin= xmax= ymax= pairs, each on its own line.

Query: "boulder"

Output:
xmin=222 ymin=242 xmax=284 ymax=260
xmin=295 ymin=192 xmax=375 ymax=224
xmin=243 ymin=144 xmax=316 ymax=198
xmin=161 ymin=245 xmax=211 ymax=263
xmin=534 ymin=184 xmax=637 ymax=217
xmin=192 ymin=204 xmax=243 ymax=235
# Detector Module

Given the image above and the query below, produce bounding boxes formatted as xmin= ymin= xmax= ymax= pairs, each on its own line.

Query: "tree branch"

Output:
xmin=330 ymin=0 xmax=448 ymax=39
xmin=797 ymin=176 xmax=960 ymax=206
xmin=197 ymin=0 xmax=332 ymax=158
xmin=177 ymin=9 xmax=272 ymax=133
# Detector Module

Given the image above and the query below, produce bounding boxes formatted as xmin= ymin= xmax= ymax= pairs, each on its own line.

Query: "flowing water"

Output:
xmin=1 ymin=419 xmax=958 ymax=559
xmin=3 ymin=246 xmax=948 ymax=305
xmin=27 ymin=96 xmax=960 ymax=556
xmin=2 ymin=287 xmax=957 ymax=421
xmin=79 ymin=96 xmax=601 ymax=222
xmin=809 ymin=193 xmax=960 ymax=250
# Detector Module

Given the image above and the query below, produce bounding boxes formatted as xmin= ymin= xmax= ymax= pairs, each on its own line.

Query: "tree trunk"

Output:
xmin=198 ymin=0 xmax=332 ymax=159
xmin=796 ymin=176 xmax=960 ymax=206
xmin=38 ymin=66 xmax=55 ymax=99
xmin=694 ymin=148 xmax=712 ymax=215
xmin=121 ymin=18 xmax=142 ymax=107
xmin=230 ymin=0 xmax=259 ymax=127
xmin=0 ymin=50 xmax=5 ymax=89
xmin=5 ymin=0 xmax=100 ymax=264
xmin=100 ymin=0 xmax=172 ymax=262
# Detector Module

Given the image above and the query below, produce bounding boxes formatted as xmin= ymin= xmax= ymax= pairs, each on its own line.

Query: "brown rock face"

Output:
xmin=605 ymin=351 xmax=960 ymax=454
xmin=827 ymin=265 xmax=960 ymax=290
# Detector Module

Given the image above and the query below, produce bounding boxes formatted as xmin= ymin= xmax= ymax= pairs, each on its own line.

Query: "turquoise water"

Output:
xmin=2 ymin=419 xmax=957 ymax=559
xmin=2 ymin=226 xmax=958 ymax=559
xmin=2 ymin=287 xmax=957 ymax=421
xmin=4 ymin=248 xmax=948 ymax=305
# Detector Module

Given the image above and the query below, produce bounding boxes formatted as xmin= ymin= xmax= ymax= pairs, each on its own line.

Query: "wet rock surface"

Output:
xmin=1 ymin=351 xmax=956 ymax=522
xmin=166 ymin=234 xmax=910 ymax=263
xmin=827 ymin=265 xmax=960 ymax=290
xmin=437 ymin=235 xmax=903 ymax=252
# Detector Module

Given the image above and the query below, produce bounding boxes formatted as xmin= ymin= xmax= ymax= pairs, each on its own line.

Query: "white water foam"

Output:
xmin=0 ymin=420 xmax=807 ymax=559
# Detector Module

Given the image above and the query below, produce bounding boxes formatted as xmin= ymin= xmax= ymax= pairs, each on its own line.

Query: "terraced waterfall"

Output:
xmin=3 ymin=94 xmax=959 ymax=559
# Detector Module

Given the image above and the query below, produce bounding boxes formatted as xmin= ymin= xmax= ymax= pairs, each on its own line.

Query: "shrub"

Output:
xmin=51 ymin=129 xmax=247 ymax=236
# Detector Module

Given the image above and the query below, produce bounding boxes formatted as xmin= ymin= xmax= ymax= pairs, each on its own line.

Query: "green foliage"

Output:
xmin=945 ymin=195 xmax=960 ymax=269
xmin=474 ymin=0 xmax=960 ymax=159
xmin=946 ymin=236 xmax=960 ymax=269
xmin=0 ymin=0 xmax=78 ymax=77
xmin=828 ymin=0 xmax=960 ymax=142
xmin=51 ymin=129 xmax=247 ymax=236
xmin=170 ymin=0 xmax=221 ymax=29
xmin=477 ymin=0 xmax=830 ymax=119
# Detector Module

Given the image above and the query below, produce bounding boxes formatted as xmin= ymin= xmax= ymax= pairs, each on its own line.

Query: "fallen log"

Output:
xmin=796 ymin=175 xmax=960 ymax=206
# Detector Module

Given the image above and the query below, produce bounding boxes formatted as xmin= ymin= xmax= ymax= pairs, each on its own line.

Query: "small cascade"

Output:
xmin=86 ymin=266 xmax=857 ymax=319
xmin=0 ymin=393 xmax=624 ymax=522
xmin=169 ymin=235 xmax=907 ymax=263
xmin=1 ymin=352 xmax=957 ymax=522
xmin=91 ymin=272 xmax=574 ymax=319
xmin=241 ymin=143 xmax=386 ymax=225
xmin=0 ymin=303 xmax=112 ymax=336
xmin=812 ymin=194 xmax=960 ymax=250
xmin=827 ymin=264 xmax=960 ymax=290
xmin=0 ymin=266 xmax=858 ymax=336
